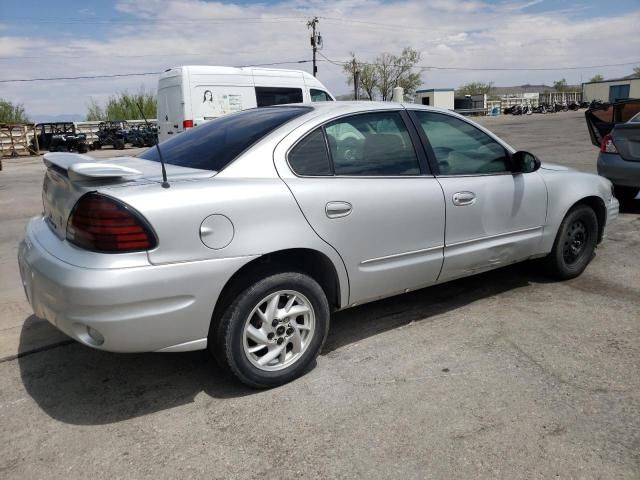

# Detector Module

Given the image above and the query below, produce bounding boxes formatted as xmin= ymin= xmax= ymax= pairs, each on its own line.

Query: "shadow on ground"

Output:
xmin=19 ymin=264 xmax=540 ymax=425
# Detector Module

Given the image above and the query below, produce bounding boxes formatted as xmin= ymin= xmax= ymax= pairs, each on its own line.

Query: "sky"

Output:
xmin=1 ymin=0 xmax=639 ymax=119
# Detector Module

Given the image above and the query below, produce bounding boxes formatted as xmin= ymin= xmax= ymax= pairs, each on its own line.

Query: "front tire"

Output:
xmin=541 ymin=205 xmax=598 ymax=279
xmin=212 ymin=272 xmax=330 ymax=388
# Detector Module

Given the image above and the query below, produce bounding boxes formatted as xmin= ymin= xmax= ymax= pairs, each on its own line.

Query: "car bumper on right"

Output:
xmin=597 ymin=152 xmax=640 ymax=188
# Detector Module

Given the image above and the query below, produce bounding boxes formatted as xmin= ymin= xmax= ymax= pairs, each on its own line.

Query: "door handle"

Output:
xmin=452 ymin=191 xmax=476 ymax=206
xmin=326 ymin=201 xmax=352 ymax=218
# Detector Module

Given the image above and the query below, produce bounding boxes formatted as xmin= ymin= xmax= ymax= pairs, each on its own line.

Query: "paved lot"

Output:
xmin=0 ymin=111 xmax=638 ymax=479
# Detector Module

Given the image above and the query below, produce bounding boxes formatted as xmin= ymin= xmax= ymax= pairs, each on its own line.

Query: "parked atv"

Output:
xmin=93 ymin=121 xmax=129 ymax=150
xmin=49 ymin=132 xmax=89 ymax=153
xmin=125 ymin=124 xmax=158 ymax=148
xmin=33 ymin=122 xmax=88 ymax=153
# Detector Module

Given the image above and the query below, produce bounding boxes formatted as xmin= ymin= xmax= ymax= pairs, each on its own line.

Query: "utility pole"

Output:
xmin=352 ymin=57 xmax=360 ymax=100
xmin=307 ymin=17 xmax=321 ymax=77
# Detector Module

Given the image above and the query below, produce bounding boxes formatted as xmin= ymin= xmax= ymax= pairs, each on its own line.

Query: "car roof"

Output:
xmin=270 ymin=100 xmax=454 ymax=116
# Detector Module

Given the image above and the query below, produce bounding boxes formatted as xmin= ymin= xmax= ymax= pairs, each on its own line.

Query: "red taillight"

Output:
xmin=66 ymin=193 xmax=157 ymax=253
xmin=183 ymin=119 xmax=193 ymax=129
xmin=600 ymin=134 xmax=618 ymax=154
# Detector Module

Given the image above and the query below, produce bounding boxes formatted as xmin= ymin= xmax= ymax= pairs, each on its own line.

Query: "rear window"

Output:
xmin=140 ymin=107 xmax=310 ymax=171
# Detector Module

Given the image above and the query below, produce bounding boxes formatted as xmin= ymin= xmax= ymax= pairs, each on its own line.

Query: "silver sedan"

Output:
xmin=18 ymin=102 xmax=619 ymax=387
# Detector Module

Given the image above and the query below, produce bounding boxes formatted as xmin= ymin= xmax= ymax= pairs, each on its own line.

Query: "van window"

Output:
xmin=255 ymin=87 xmax=303 ymax=107
xmin=139 ymin=107 xmax=310 ymax=172
xmin=310 ymin=89 xmax=333 ymax=102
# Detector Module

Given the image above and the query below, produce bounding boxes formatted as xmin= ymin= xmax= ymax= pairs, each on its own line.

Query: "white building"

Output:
xmin=582 ymin=77 xmax=640 ymax=103
xmin=414 ymin=89 xmax=454 ymax=110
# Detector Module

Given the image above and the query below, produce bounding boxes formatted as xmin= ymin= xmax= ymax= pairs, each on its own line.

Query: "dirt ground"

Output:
xmin=0 ymin=111 xmax=638 ymax=479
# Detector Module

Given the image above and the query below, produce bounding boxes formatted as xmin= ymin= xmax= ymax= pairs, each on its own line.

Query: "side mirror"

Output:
xmin=511 ymin=150 xmax=541 ymax=173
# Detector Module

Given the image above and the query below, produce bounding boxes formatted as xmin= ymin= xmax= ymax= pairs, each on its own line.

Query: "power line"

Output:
xmin=0 ymin=52 xmax=294 ymax=61
xmin=0 ymin=60 xmax=312 ymax=83
xmin=0 ymin=71 xmax=162 ymax=83
xmin=319 ymin=16 xmax=436 ymax=33
xmin=1 ymin=16 xmax=307 ymax=25
xmin=317 ymin=54 xmax=640 ymax=72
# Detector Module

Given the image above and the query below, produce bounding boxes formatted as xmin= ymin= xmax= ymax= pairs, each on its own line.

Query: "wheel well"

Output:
xmin=574 ymin=196 xmax=606 ymax=243
xmin=210 ymin=248 xmax=341 ymax=333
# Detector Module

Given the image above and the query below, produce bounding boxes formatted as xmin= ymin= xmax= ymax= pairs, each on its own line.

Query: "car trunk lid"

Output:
xmin=612 ymin=124 xmax=640 ymax=162
xmin=41 ymin=152 xmax=213 ymax=239
xmin=585 ymin=99 xmax=640 ymax=147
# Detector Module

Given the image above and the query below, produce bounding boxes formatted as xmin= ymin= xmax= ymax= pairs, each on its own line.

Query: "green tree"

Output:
xmin=342 ymin=53 xmax=378 ymax=100
xmin=0 ymin=98 xmax=29 ymax=123
xmin=589 ymin=74 xmax=604 ymax=82
xmin=342 ymin=47 xmax=422 ymax=101
xmin=86 ymin=98 xmax=105 ymax=121
xmin=553 ymin=78 xmax=569 ymax=92
xmin=376 ymin=47 xmax=422 ymax=101
xmin=86 ymin=89 xmax=156 ymax=121
xmin=455 ymin=82 xmax=494 ymax=97
xmin=632 ymin=66 xmax=640 ymax=78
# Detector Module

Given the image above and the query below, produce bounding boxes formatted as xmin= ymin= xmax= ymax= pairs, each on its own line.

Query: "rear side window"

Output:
xmin=325 ymin=112 xmax=420 ymax=176
xmin=288 ymin=128 xmax=332 ymax=176
xmin=139 ymin=107 xmax=310 ymax=171
xmin=255 ymin=87 xmax=303 ymax=107
xmin=310 ymin=89 xmax=333 ymax=102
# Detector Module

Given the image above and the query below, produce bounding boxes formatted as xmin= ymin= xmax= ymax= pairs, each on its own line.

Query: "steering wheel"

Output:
xmin=340 ymin=137 xmax=360 ymax=162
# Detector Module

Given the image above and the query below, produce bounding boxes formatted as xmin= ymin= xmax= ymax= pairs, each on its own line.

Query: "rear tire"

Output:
xmin=541 ymin=205 xmax=598 ymax=280
xmin=614 ymin=186 xmax=639 ymax=203
xmin=211 ymin=272 xmax=330 ymax=388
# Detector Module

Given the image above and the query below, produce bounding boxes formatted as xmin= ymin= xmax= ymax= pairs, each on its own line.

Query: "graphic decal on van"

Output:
xmin=200 ymin=88 xmax=243 ymax=119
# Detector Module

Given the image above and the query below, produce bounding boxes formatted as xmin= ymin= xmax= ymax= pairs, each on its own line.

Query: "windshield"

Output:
xmin=140 ymin=106 xmax=311 ymax=171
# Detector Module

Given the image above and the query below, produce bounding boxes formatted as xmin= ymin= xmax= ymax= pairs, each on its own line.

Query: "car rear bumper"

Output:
xmin=17 ymin=217 xmax=255 ymax=353
xmin=597 ymin=152 xmax=640 ymax=188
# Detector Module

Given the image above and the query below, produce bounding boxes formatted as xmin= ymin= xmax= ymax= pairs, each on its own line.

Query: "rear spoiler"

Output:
xmin=43 ymin=152 xmax=142 ymax=183
xmin=585 ymin=98 xmax=640 ymax=147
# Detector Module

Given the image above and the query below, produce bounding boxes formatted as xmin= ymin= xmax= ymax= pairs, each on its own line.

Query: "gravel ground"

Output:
xmin=0 ymin=111 xmax=638 ymax=479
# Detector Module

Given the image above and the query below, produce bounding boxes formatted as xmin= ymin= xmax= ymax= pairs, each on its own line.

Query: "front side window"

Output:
xmin=325 ymin=112 xmax=420 ymax=176
xmin=310 ymin=89 xmax=333 ymax=102
xmin=413 ymin=111 xmax=510 ymax=175
xmin=139 ymin=107 xmax=310 ymax=171
xmin=288 ymin=128 xmax=332 ymax=176
xmin=255 ymin=87 xmax=303 ymax=107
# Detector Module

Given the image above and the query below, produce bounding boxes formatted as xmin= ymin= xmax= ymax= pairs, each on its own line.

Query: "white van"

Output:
xmin=157 ymin=65 xmax=335 ymax=141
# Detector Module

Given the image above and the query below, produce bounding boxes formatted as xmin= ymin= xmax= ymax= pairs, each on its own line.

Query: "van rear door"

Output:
xmin=157 ymin=84 xmax=184 ymax=142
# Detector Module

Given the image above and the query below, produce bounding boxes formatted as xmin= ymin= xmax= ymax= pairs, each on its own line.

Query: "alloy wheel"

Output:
xmin=242 ymin=290 xmax=315 ymax=372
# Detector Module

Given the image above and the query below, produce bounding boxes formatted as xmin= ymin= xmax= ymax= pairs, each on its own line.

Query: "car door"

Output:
xmin=274 ymin=110 xmax=446 ymax=305
xmin=409 ymin=110 xmax=547 ymax=282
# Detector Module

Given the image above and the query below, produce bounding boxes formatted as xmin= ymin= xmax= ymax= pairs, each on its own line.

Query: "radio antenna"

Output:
xmin=132 ymin=100 xmax=169 ymax=188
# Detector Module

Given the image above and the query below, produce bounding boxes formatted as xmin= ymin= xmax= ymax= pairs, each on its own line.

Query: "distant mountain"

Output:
xmin=30 ymin=113 xmax=85 ymax=123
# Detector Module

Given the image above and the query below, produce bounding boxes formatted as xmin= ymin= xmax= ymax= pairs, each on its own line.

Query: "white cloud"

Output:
xmin=1 ymin=0 xmax=639 ymax=116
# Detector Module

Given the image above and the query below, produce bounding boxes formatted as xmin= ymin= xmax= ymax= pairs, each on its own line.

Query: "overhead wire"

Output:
xmin=0 ymin=60 xmax=312 ymax=83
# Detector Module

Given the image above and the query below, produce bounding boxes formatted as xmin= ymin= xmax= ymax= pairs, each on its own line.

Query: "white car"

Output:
xmin=18 ymin=102 xmax=619 ymax=387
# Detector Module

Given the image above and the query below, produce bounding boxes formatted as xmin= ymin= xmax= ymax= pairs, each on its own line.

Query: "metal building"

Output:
xmin=582 ymin=77 xmax=640 ymax=103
